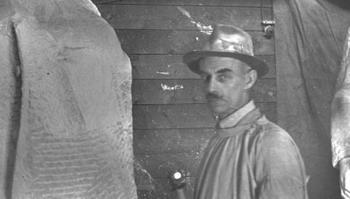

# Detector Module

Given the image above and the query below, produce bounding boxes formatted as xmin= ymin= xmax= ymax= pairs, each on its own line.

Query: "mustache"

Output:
xmin=206 ymin=93 xmax=223 ymax=100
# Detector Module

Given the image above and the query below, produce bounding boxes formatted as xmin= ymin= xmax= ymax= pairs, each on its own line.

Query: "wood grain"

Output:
xmin=93 ymin=0 xmax=272 ymax=7
xmin=99 ymin=5 xmax=271 ymax=31
xmin=116 ymin=29 xmax=274 ymax=55
xmin=133 ymin=102 xmax=276 ymax=129
xmin=131 ymin=55 xmax=276 ymax=79
xmin=133 ymin=128 xmax=213 ymax=154
xmin=136 ymin=177 xmax=195 ymax=199
xmin=135 ymin=152 xmax=201 ymax=179
xmin=132 ymin=79 xmax=276 ymax=104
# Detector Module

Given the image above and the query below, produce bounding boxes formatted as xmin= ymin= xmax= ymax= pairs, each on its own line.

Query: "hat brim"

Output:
xmin=183 ymin=51 xmax=269 ymax=77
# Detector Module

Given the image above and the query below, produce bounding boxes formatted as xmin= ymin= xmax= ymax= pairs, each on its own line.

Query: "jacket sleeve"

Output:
xmin=255 ymin=127 xmax=308 ymax=199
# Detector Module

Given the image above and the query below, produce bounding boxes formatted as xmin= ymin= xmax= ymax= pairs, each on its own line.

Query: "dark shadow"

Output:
xmin=321 ymin=0 xmax=350 ymax=10
xmin=5 ymin=21 xmax=22 ymax=199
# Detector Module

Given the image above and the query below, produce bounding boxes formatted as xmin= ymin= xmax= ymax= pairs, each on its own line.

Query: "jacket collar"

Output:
xmin=217 ymin=100 xmax=256 ymax=129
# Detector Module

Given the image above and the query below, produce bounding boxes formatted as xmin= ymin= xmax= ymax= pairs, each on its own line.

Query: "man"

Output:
xmin=183 ymin=24 xmax=308 ymax=199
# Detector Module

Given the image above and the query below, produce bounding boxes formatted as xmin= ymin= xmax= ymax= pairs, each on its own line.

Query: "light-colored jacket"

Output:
xmin=195 ymin=101 xmax=308 ymax=199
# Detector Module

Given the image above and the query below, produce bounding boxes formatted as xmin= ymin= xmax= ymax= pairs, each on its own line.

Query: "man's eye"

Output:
xmin=217 ymin=74 xmax=227 ymax=82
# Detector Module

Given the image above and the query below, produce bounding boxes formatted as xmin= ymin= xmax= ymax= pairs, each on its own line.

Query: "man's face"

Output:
xmin=198 ymin=56 xmax=255 ymax=117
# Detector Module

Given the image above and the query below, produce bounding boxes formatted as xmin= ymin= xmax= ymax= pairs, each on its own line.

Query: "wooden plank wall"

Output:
xmin=93 ymin=0 xmax=274 ymax=198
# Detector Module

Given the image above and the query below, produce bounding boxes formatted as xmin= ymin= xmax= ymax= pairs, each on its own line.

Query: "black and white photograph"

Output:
xmin=0 ymin=0 xmax=350 ymax=198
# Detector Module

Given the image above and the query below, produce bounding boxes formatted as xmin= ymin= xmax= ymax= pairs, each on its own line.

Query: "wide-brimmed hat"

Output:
xmin=183 ymin=24 xmax=268 ymax=77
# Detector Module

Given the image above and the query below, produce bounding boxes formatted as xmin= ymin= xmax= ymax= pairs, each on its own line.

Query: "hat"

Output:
xmin=183 ymin=24 xmax=268 ymax=77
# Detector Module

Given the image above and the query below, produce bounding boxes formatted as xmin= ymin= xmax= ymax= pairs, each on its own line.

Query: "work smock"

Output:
xmin=194 ymin=101 xmax=308 ymax=199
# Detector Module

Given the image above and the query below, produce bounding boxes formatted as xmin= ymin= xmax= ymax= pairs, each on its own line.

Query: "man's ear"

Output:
xmin=244 ymin=69 xmax=257 ymax=90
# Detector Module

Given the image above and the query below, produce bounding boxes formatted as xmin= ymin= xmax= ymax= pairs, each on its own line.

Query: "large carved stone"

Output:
xmin=0 ymin=0 xmax=137 ymax=198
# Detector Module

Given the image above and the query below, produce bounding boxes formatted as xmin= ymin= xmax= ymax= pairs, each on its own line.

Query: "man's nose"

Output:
xmin=206 ymin=78 xmax=218 ymax=93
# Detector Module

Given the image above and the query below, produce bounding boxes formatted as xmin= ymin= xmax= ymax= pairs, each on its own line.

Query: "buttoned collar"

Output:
xmin=217 ymin=100 xmax=256 ymax=129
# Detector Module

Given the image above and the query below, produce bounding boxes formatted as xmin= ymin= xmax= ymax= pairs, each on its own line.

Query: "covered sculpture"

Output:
xmin=0 ymin=0 xmax=137 ymax=198
xmin=332 ymin=27 xmax=350 ymax=198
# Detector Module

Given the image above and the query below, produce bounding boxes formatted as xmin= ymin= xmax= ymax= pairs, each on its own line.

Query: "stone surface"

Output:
xmin=0 ymin=0 xmax=137 ymax=198
xmin=0 ymin=17 xmax=21 ymax=199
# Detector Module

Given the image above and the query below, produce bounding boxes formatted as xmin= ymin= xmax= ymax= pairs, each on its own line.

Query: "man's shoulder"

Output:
xmin=255 ymin=116 xmax=299 ymax=152
xmin=253 ymin=117 xmax=307 ymax=191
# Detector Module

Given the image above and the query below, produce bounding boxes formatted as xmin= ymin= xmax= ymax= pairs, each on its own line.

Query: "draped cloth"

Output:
xmin=332 ymin=28 xmax=350 ymax=169
xmin=274 ymin=0 xmax=350 ymax=198
xmin=0 ymin=0 xmax=137 ymax=198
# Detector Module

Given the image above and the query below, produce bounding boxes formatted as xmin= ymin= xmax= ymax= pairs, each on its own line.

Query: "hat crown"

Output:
xmin=203 ymin=24 xmax=254 ymax=56
xmin=183 ymin=24 xmax=268 ymax=77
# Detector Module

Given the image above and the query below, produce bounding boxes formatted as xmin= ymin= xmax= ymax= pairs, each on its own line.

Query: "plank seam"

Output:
xmin=132 ymin=77 xmax=276 ymax=80
xmin=132 ymin=102 xmax=276 ymax=106
xmin=96 ymin=2 xmax=272 ymax=8
xmin=115 ymin=28 xmax=265 ymax=32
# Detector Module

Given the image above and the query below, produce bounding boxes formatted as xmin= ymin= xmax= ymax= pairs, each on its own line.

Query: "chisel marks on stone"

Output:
xmin=21 ymin=126 xmax=122 ymax=198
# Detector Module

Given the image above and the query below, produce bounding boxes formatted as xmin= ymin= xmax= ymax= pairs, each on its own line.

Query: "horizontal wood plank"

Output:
xmin=262 ymin=7 xmax=273 ymax=20
xmin=131 ymin=55 xmax=276 ymax=79
xmin=93 ymin=0 xmax=272 ymax=7
xmin=137 ymin=189 xmax=177 ymax=199
xmin=133 ymin=103 xmax=276 ymax=129
xmin=134 ymin=128 xmax=213 ymax=154
xmin=117 ymin=29 xmax=274 ymax=55
xmin=99 ymin=5 xmax=271 ymax=31
xmin=134 ymin=153 xmax=200 ymax=198
xmin=135 ymin=153 xmax=201 ymax=179
xmin=135 ymin=154 xmax=197 ymax=197
xmin=132 ymin=79 xmax=276 ymax=104
xmin=136 ymin=177 xmax=195 ymax=199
